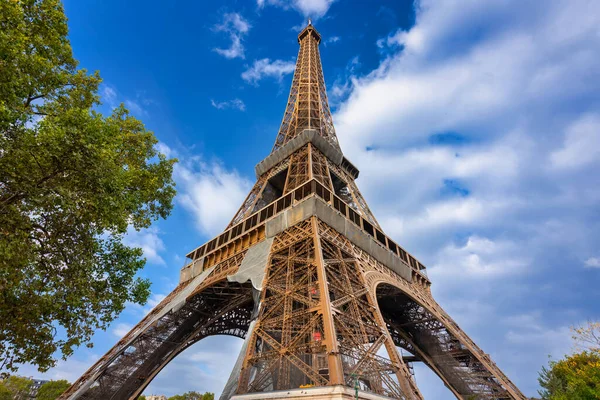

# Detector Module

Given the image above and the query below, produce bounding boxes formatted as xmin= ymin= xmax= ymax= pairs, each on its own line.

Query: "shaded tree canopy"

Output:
xmin=0 ymin=376 xmax=32 ymax=400
xmin=538 ymin=351 xmax=600 ymax=399
xmin=0 ymin=0 xmax=176 ymax=371
xmin=36 ymin=379 xmax=71 ymax=400
xmin=168 ymin=392 xmax=215 ymax=400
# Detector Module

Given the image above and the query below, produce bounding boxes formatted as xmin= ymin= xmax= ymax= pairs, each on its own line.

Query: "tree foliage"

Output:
xmin=168 ymin=392 xmax=215 ymax=400
xmin=0 ymin=376 xmax=32 ymax=400
xmin=0 ymin=0 xmax=176 ymax=371
xmin=36 ymin=379 xmax=70 ymax=400
xmin=538 ymin=351 xmax=600 ymax=399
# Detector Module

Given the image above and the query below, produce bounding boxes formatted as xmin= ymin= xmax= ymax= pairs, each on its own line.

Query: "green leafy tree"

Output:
xmin=0 ymin=376 xmax=33 ymax=400
xmin=0 ymin=0 xmax=176 ymax=372
xmin=138 ymin=396 xmax=146 ymax=400
xmin=36 ymin=379 xmax=70 ymax=400
xmin=538 ymin=351 xmax=600 ymax=399
xmin=168 ymin=392 xmax=214 ymax=400
xmin=0 ymin=385 xmax=10 ymax=400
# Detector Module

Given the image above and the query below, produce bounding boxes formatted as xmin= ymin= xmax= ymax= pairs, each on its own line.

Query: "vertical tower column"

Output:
xmin=311 ymin=217 xmax=344 ymax=385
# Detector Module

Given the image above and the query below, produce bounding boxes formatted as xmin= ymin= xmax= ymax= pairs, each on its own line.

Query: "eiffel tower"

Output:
xmin=60 ymin=21 xmax=526 ymax=400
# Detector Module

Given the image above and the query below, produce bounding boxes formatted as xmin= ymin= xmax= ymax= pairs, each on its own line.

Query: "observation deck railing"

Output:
xmin=185 ymin=179 xmax=428 ymax=277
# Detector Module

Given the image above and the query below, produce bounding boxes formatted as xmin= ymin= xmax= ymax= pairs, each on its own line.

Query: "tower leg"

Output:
xmin=59 ymin=252 xmax=254 ymax=400
xmin=317 ymin=221 xmax=526 ymax=400
xmin=317 ymin=225 xmax=422 ymax=400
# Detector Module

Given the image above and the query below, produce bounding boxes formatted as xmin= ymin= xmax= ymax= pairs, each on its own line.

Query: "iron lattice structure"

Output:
xmin=60 ymin=22 xmax=526 ymax=400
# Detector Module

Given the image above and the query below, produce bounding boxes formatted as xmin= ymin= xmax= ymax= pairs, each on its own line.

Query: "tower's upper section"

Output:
xmin=271 ymin=21 xmax=340 ymax=153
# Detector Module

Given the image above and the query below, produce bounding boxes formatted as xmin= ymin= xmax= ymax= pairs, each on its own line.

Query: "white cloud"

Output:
xmin=102 ymin=85 xmax=117 ymax=105
xmin=584 ymin=257 xmax=600 ymax=268
xmin=550 ymin=114 xmax=600 ymax=169
xmin=210 ymin=98 xmax=246 ymax=111
xmin=330 ymin=56 xmax=360 ymax=104
xmin=241 ymin=58 xmax=296 ymax=84
xmin=124 ymin=99 xmax=145 ymax=115
xmin=147 ymin=293 xmax=167 ymax=308
xmin=124 ymin=227 xmax=166 ymax=265
xmin=100 ymin=84 xmax=151 ymax=115
xmin=112 ymin=323 xmax=133 ymax=338
xmin=155 ymin=142 xmax=175 ymax=158
xmin=333 ymin=0 xmax=600 ymax=256
xmin=170 ymin=149 xmax=252 ymax=237
xmin=177 ymin=163 xmax=251 ymax=236
xmin=213 ymin=13 xmax=251 ymax=59
xmin=257 ymin=0 xmax=335 ymax=19
xmin=152 ymin=143 xmax=253 ymax=240
xmin=430 ymin=236 xmax=529 ymax=280
xmin=324 ymin=35 xmax=340 ymax=45
xmin=505 ymin=324 xmax=572 ymax=355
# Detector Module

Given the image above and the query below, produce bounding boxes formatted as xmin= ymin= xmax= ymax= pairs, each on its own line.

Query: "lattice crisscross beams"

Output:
xmin=229 ymin=176 xmax=268 ymax=227
xmin=283 ymin=145 xmax=310 ymax=193
xmin=311 ymin=146 xmax=333 ymax=190
xmin=60 ymin=280 xmax=253 ymax=400
xmin=319 ymin=236 xmax=422 ymax=400
xmin=272 ymin=24 xmax=339 ymax=152
xmin=379 ymin=290 xmax=515 ymax=400
xmin=319 ymin=219 xmax=525 ymax=399
xmin=238 ymin=221 xmax=333 ymax=393
xmin=327 ymin=158 xmax=380 ymax=228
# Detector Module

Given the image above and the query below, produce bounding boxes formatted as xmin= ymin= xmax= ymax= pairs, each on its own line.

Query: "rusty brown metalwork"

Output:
xmin=272 ymin=23 xmax=339 ymax=152
xmin=59 ymin=21 xmax=526 ymax=400
xmin=326 ymin=158 xmax=380 ymax=229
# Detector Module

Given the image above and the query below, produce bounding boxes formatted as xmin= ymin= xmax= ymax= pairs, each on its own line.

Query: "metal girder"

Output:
xmin=59 ymin=276 xmax=254 ymax=400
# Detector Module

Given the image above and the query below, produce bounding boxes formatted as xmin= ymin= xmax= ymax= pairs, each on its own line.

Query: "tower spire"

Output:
xmin=272 ymin=21 xmax=339 ymax=152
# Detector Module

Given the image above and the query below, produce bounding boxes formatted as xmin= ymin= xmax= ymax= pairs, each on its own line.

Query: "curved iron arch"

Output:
xmin=372 ymin=279 xmax=512 ymax=400
xmin=75 ymin=279 xmax=255 ymax=400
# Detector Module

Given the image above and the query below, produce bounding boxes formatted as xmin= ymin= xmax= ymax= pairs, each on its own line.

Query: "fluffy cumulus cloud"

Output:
xmin=550 ymin=114 xmax=600 ymax=169
xmin=124 ymin=227 xmax=166 ymax=265
xmin=213 ymin=13 xmax=251 ymax=59
xmin=172 ymin=150 xmax=252 ymax=237
xmin=241 ymin=58 xmax=296 ymax=84
xmin=257 ymin=0 xmax=335 ymax=19
xmin=332 ymin=0 xmax=600 ymax=397
xmin=153 ymin=143 xmax=251 ymax=237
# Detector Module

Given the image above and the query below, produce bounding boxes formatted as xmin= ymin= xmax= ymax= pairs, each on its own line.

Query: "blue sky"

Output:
xmin=17 ymin=0 xmax=600 ymax=398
